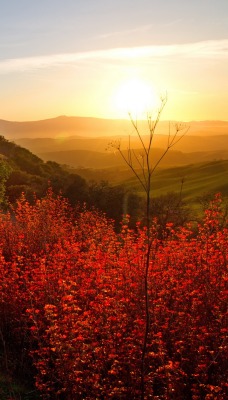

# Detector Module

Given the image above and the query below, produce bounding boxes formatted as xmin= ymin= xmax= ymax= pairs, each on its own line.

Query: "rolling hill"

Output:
xmin=13 ymin=133 xmax=228 ymax=155
xmin=0 ymin=115 xmax=228 ymax=140
xmin=0 ymin=116 xmax=227 ymax=209
xmin=123 ymin=159 xmax=228 ymax=202
xmin=0 ymin=134 xmax=227 ymax=222
xmin=1 ymin=116 xmax=228 ymax=170
xmin=35 ymin=147 xmax=228 ymax=169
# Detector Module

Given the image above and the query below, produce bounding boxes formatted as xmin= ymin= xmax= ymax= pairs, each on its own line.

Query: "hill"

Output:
xmin=0 ymin=135 xmax=141 ymax=226
xmin=123 ymin=159 xmax=228 ymax=202
xmin=0 ymin=116 xmax=135 ymax=139
xmin=34 ymin=147 xmax=228 ymax=170
xmin=0 ymin=115 xmax=228 ymax=141
xmin=1 ymin=117 xmax=228 ymax=170
xmin=0 ymin=135 xmax=88 ymax=205
xmin=0 ymin=134 xmax=227 ymax=225
xmin=14 ymin=133 xmax=228 ymax=156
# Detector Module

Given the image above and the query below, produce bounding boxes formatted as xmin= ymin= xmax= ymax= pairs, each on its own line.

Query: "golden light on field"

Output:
xmin=112 ymin=79 xmax=159 ymax=118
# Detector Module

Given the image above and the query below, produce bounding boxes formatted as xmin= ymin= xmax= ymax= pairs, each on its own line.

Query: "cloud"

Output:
xmin=0 ymin=39 xmax=227 ymax=74
xmin=97 ymin=24 xmax=154 ymax=39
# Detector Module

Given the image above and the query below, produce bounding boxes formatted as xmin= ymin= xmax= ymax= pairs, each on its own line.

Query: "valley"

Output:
xmin=0 ymin=116 xmax=227 ymax=206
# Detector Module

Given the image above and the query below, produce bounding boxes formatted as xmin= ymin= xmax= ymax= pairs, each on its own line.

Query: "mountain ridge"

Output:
xmin=0 ymin=116 xmax=228 ymax=140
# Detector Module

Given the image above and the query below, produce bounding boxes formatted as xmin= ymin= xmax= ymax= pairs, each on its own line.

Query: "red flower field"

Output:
xmin=0 ymin=190 xmax=227 ymax=399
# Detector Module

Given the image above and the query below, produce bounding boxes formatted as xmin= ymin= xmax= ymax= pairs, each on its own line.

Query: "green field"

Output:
xmin=122 ymin=159 xmax=228 ymax=202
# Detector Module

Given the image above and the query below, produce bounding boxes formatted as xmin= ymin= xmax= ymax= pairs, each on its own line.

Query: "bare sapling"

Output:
xmin=110 ymin=95 xmax=189 ymax=399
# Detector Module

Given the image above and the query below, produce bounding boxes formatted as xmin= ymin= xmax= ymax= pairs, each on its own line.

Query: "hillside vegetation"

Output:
xmin=0 ymin=118 xmax=227 ymax=399
xmin=0 ymin=136 xmax=140 ymax=226
xmin=0 ymin=135 xmax=227 ymax=226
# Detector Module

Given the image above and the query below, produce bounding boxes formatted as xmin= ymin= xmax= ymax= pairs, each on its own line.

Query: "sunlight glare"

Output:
xmin=112 ymin=79 xmax=159 ymax=118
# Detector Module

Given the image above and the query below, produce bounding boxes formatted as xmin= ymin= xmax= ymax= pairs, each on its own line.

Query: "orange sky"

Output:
xmin=0 ymin=1 xmax=227 ymax=122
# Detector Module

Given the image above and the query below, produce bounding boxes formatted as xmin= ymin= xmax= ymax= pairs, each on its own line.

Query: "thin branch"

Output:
xmin=108 ymin=96 xmax=187 ymax=400
xmin=148 ymin=95 xmax=167 ymax=150
xmin=151 ymin=124 xmax=189 ymax=175
xmin=118 ymin=148 xmax=147 ymax=192
xmin=129 ymin=113 xmax=148 ymax=156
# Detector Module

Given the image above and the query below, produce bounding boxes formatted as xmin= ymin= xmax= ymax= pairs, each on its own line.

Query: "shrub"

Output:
xmin=0 ymin=191 xmax=227 ymax=399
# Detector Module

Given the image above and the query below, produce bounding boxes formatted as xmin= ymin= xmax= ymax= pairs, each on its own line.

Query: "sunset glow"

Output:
xmin=112 ymin=79 xmax=159 ymax=118
xmin=0 ymin=3 xmax=228 ymax=398
xmin=0 ymin=1 xmax=227 ymax=122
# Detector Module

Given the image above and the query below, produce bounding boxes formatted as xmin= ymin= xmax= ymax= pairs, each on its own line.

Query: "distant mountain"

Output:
xmin=0 ymin=116 xmax=134 ymax=139
xmin=0 ymin=116 xmax=228 ymax=140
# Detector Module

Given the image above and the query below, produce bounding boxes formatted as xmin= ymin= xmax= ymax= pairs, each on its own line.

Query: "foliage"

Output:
xmin=86 ymin=180 xmax=142 ymax=229
xmin=0 ymin=160 xmax=11 ymax=209
xmin=0 ymin=190 xmax=227 ymax=399
xmin=0 ymin=136 xmax=140 ymax=225
xmin=149 ymin=191 xmax=192 ymax=238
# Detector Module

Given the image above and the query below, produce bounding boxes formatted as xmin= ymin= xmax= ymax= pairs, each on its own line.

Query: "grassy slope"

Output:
xmin=122 ymin=160 xmax=228 ymax=201
xmin=67 ymin=159 xmax=228 ymax=202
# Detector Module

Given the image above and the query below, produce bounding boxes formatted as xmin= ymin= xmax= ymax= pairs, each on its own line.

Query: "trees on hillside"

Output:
xmin=86 ymin=180 xmax=142 ymax=229
xmin=0 ymin=159 xmax=11 ymax=209
xmin=0 ymin=136 xmax=141 ymax=226
xmin=150 ymin=191 xmax=191 ymax=238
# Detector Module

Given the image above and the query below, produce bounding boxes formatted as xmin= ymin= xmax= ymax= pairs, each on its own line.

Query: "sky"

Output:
xmin=0 ymin=0 xmax=228 ymax=121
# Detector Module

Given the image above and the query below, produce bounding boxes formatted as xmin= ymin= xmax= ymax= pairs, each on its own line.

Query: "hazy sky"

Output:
xmin=0 ymin=0 xmax=228 ymax=121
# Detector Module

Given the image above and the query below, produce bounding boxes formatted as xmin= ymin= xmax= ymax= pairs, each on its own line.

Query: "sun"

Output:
xmin=112 ymin=78 xmax=159 ymax=118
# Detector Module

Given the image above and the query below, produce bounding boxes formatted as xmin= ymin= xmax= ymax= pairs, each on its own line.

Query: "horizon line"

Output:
xmin=1 ymin=115 xmax=228 ymax=124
